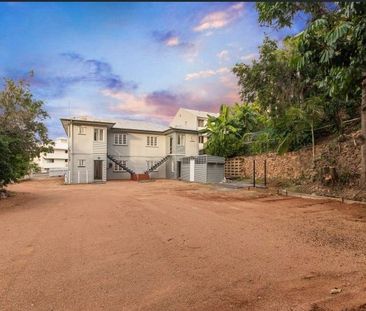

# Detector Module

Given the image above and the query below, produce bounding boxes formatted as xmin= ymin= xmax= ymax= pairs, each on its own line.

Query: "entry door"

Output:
xmin=177 ymin=161 xmax=181 ymax=178
xmin=94 ymin=160 xmax=103 ymax=180
xmin=189 ymin=158 xmax=195 ymax=182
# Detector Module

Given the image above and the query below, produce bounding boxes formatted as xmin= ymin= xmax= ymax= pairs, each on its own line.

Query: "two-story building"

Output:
xmin=60 ymin=108 xmax=218 ymax=184
xmin=34 ymin=137 xmax=69 ymax=173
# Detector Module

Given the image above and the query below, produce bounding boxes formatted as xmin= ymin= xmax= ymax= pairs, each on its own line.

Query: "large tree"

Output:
xmin=0 ymin=78 xmax=52 ymax=188
xmin=256 ymin=2 xmax=366 ymax=184
xmin=233 ymin=36 xmax=325 ymax=156
xmin=233 ymin=37 xmax=304 ymax=119
xmin=204 ymin=103 xmax=264 ymax=157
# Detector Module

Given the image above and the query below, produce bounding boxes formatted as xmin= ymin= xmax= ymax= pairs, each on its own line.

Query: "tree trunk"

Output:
xmin=361 ymin=72 xmax=366 ymax=187
xmin=311 ymin=122 xmax=315 ymax=167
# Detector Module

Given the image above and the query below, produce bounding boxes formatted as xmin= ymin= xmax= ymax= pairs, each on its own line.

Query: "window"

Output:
xmin=78 ymin=126 xmax=86 ymax=135
xmin=197 ymin=118 xmax=205 ymax=127
xmin=113 ymin=161 xmax=126 ymax=172
xmin=195 ymin=156 xmax=207 ymax=164
xmin=114 ymin=133 xmax=127 ymax=145
xmin=65 ymin=159 xmax=68 ymax=162
xmin=146 ymin=160 xmax=158 ymax=171
xmin=146 ymin=136 xmax=158 ymax=147
xmin=177 ymin=134 xmax=185 ymax=146
xmin=94 ymin=129 xmax=104 ymax=142
xmin=65 ymin=150 xmax=68 ymax=153
xmin=198 ymin=135 xmax=204 ymax=144
xmin=46 ymin=159 xmax=54 ymax=163
xmin=78 ymin=159 xmax=86 ymax=167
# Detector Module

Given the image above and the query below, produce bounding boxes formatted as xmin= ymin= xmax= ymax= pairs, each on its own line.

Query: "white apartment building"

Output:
xmin=34 ymin=137 xmax=69 ymax=173
xmin=60 ymin=108 xmax=218 ymax=184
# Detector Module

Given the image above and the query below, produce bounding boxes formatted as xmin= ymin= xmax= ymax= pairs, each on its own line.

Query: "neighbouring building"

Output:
xmin=60 ymin=108 xmax=219 ymax=184
xmin=34 ymin=137 xmax=69 ymax=173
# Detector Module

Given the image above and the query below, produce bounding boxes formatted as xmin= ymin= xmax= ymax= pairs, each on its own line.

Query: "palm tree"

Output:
xmin=204 ymin=105 xmax=238 ymax=157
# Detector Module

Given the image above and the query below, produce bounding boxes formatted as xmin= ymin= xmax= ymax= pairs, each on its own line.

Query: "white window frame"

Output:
xmin=114 ymin=133 xmax=127 ymax=145
xmin=197 ymin=118 xmax=205 ymax=127
xmin=177 ymin=134 xmax=185 ymax=146
xmin=146 ymin=136 xmax=158 ymax=147
xmin=113 ymin=160 xmax=127 ymax=172
xmin=78 ymin=159 xmax=86 ymax=167
xmin=78 ymin=126 xmax=86 ymax=135
xmin=171 ymin=161 xmax=175 ymax=173
xmin=94 ymin=128 xmax=104 ymax=142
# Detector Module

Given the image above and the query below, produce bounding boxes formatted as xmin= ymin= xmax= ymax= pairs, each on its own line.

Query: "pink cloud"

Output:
xmin=185 ymin=67 xmax=230 ymax=81
xmin=194 ymin=3 xmax=244 ymax=32
xmin=102 ymin=70 xmax=240 ymax=123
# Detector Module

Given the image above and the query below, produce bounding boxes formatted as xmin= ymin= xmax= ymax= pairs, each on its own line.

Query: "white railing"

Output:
xmin=49 ymin=168 xmax=69 ymax=177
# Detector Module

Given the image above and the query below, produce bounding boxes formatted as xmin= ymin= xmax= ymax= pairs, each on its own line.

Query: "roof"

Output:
xmin=60 ymin=108 xmax=219 ymax=134
xmin=181 ymin=108 xmax=219 ymax=118
xmin=60 ymin=116 xmax=168 ymax=132
xmin=113 ymin=120 xmax=168 ymax=132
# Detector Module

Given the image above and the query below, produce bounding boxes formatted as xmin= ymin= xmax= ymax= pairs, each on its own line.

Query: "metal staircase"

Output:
xmin=145 ymin=155 xmax=170 ymax=174
xmin=107 ymin=155 xmax=135 ymax=175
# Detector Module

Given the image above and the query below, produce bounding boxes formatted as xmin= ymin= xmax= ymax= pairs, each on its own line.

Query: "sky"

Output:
xmin=0 ymin=2 xmax=305 ymax=138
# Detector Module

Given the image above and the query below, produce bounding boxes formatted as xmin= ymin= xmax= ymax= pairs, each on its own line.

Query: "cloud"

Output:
xmin=103 ymin=89 xmax=181 ymax=122
xmin=240 ymin=52 xmax=258 ymax=63
xmin=152 ymin=31 xmax=194 ymax=50
xmin=8 ymin=53 xmax=137 ymax=99
xmin=102 ymin=68 xmax=240 ymax=124
xmin=185 ymin=67 xmax=230 ymax=81
xmin=193 ymin=3 xmax=244 ymax=32
xmin=103 ymin=87 xmax=235 ymax=123
xmin=59 ymin=52 xmax=137 ymax=91
xmin=217 ymin=49 xmax=229 ymax=61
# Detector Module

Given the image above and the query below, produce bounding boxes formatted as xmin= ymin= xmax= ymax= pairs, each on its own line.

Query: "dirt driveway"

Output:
xmin=1 ymin=179 xmax=366 ymax=311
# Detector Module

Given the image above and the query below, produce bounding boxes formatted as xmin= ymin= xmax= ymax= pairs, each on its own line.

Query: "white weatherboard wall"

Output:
xmin=170 ymin=108 xmax=198 ymax=130
xmin=69 ymin=123 xmax=107 ymax=183
xmin=170 ymin=108 xmax=218 ymax=152
xmin=107 ymin=131 xmax=167 ymax=179
xmin=185 ymin=133 xmax=199 ymax=156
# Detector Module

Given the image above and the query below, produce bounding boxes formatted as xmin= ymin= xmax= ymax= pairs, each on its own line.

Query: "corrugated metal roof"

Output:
xmin=113 ymin=120 xmax=168 ymax=132
xmin=63 ymin=116 xmax=168 ymax=132
xmin=181 ymin=108 xmax=219 ymax=118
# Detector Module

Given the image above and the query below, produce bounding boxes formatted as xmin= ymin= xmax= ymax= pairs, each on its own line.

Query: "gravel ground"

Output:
xmin=0 ymin=179 xmax=366 ymax=311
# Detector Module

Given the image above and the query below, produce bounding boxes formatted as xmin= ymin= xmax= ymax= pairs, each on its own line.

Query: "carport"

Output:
xmin=180 ymin=155 xmax=225 ymax=183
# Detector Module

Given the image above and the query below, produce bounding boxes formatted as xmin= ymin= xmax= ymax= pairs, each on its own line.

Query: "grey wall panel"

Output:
xmin=207 ymin=163 xmax=225 ymax=183
xmin=194 ymin=163 xmax=207 ymax=183
xmin=207 ymin=155 xmax=225 ymax=164
xmin=181 ymin=163 xmax=190 ymax=181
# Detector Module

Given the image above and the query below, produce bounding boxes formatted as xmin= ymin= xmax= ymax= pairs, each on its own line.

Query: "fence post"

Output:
xmin=253 ymin=159 xmax=256 ymax=188
xmin=264 ymin=159 xmax=267 ymax=187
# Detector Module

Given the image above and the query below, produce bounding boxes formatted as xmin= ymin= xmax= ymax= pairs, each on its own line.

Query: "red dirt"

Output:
xmin=131 ymin=173 xmax=150 ymax=181
xmin=1 ymin=179 xmax=366 ymax=311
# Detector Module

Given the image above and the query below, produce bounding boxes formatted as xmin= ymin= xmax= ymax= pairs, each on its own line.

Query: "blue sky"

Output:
xmin=0 ymin=2 xmax=304 ymax=138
